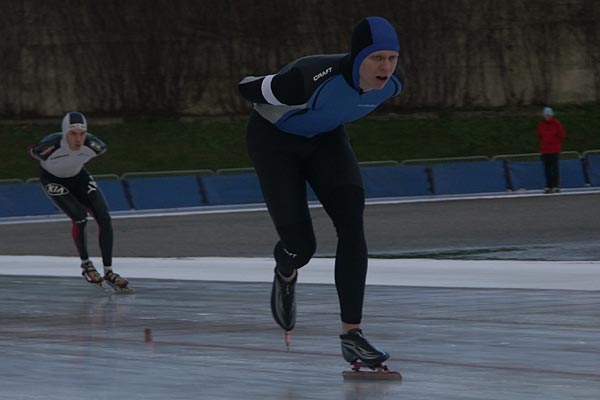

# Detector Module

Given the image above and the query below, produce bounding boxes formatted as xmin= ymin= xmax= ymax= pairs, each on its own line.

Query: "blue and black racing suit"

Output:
xmin=239 ymin=16 xmax=402 ymax=324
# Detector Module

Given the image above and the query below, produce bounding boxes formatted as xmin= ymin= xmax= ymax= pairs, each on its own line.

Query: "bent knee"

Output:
xmin=275 ymin=221 xmax=317 ymax=269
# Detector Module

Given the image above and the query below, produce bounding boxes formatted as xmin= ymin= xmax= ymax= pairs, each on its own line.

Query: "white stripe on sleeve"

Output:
xmin=261 ymin=74 xmax=284 ymax=105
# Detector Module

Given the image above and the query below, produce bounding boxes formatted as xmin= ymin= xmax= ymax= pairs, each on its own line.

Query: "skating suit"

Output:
xmin=239 ymin=53 xmax=402 ymax=137
xmin=239 ymin=53 xmax=402 ymax=324
xmin=29 ymin=133 xmax=114 ymax=266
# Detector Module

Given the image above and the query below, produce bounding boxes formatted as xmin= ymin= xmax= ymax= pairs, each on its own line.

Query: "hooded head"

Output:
xmin=543 ymin=107 xmax=554 ymax=117
xmin=350 ymin=17 xmax=400 ymax=89
xmin=61 ymin=112 xmax=87 ymax=135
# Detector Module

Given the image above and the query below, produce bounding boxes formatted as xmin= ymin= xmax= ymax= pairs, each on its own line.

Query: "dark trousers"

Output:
xmin=40 ymin=168 xmax=113 ymax=266
xmin=541 ymin=153 xmax=560 ymax=189
xmin=246 ymin=111 xmax=367 ymax=324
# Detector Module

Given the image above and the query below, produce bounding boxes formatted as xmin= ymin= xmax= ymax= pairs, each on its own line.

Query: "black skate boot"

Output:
xmin=340 ymin=328 xmax=390 ymax=368
xmin=103 ymin=270 xmax=130 ymax=291
xmin=270 ymin=268 xmax=297 ymax=332
xmin=81 ymin=261 xmax=103 ymax=285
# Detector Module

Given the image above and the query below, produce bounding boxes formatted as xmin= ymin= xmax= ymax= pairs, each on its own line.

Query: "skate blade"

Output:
xmin=85 ymin=278 xmax=135 ymax=295
xmin=342 ymin=369 xmax=402 ymax=381
xmin=87 ymin=281 xmax=112 ymax=294
xmin=104 ymin=282 xmax=136 ymax=294
xmin=113 ymin=287 xmax=136 ymax=294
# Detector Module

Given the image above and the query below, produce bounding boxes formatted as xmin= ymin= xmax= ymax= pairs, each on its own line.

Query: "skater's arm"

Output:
xmin=28 ymin=133 xmax=62 ymax=161
xmin=238 ymin=68 xmax=306 ymax=106
xmin=84 ymin=133 xmax=107 ymax=156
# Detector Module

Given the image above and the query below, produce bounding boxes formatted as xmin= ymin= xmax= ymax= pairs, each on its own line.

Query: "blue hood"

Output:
xmin=350 ymin=17 xmax=400 ymax=90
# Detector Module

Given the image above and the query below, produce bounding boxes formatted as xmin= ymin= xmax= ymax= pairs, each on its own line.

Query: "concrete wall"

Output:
xmin=1 ymin=0 xmax=598 ymax=117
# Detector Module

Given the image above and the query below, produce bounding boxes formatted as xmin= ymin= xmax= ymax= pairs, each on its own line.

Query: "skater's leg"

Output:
xmin=246 ymin=111 xmax=315 ymax=331
xmin=71 ymin=217 xmax=90 ymax=261
xmin=247 ymin=111 xmax=317 ymax=274
xmin=83 ymin=178 xmax=114 ymax=271
xmin=321 ymin=184 xmax=368 ymax=327
xmin=40 ymin=175 xmax=90 ymax=261
xmin=274 ymin=221 xmax=316 ymax=276
xmin=41 ymin=174 xmax=103 ymax=284
xmin=268 ymin=221 xmax=315 ymax=331
xmin=305 ymin=126 xmax=391 ymax=368
xmin=306 ymin=126 xmax=367 ymax=328
xmin=80 ymin=174 xmax=129 ymax=289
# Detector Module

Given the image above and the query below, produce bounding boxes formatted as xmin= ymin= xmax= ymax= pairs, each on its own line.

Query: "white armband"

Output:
xmin=261 ymin=74 xmax=284 ymax=106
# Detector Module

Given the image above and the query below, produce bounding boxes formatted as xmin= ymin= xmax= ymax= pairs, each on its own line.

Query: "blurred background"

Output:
xmin=1 ymin=0 xmax=599 ymax=179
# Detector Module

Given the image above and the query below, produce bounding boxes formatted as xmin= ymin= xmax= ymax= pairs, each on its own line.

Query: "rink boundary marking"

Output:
xmin=2 ymin=255 xmax=600 ymax=290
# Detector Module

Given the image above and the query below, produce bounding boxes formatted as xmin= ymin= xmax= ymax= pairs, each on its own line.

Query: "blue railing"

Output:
xmin=2 ymin=151 xmax=599 ymax=217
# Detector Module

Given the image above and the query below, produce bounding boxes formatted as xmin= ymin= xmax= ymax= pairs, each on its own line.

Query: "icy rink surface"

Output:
xmin=1 ymin=255 xmax=600 ymax=400
xmin=2 ymin=189 xmax=600 ymax=399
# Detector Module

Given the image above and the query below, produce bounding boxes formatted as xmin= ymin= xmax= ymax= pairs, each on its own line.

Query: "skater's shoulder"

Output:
xmin=84 ymin=132 xmax=107 ymax=155
xmin=280 ymin=53 xmax=346 ymax=85
xmin=273 ymin=53 xmax=347 ymax=104
xmin=29 ymin=133 xmax=63 ymax=160
xmin=39 ymin=132 xmax=64 ymax=145
xmin=283 ymin=53 xmax=346 ymax=71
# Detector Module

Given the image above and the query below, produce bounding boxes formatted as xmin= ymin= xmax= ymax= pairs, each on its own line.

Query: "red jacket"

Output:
xmin=537 ymin=117 xmax=565 ymax=154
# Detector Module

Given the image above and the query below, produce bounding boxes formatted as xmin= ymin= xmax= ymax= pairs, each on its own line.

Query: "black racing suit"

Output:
xmin=239 ymin=52 xmax=402 ymax=324
xmin=29 ymin=133 xmax=113 ymax=267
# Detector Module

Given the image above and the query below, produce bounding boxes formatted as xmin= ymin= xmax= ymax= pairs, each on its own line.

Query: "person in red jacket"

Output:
xmin=537 ymin=107 xmax=566 ymax=193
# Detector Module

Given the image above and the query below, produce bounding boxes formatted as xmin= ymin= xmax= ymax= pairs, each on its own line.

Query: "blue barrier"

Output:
xmin=0 ymin=183 xmax=58 ymax=217
xmin=361 ymin=165 xmax=431 ymax=197
xmin=126 ymin=176 xmax=203 ymax=209
xmin=97 ymin=180 xmax=131 ymax=211
xmin=586 ymin=154 xmax=600 ymax=187
xmin=431 ymin=160 xmax=507 ymax=195
xmin=3 ymin=153 xmax=596 ymax=218
xmin=506 ymin=158 xmax=587 ymax=190
xmin=506 ymin=161 xmax=545 ymax=190
xmin=201 ymin=173 xmax=264 ymax=205
xmin=558 ymin=159 xmax=587 ymax=188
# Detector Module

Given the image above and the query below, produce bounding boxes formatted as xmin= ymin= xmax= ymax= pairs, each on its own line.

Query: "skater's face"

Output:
xmin=359 ymin=50 xmax=399 ymax=92
xmin=66 ymin=128 xmax=87 ymax=150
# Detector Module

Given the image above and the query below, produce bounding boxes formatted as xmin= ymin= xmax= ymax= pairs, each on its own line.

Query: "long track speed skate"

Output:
xmin=81 ymin=261 xmax=134 ymax=294
xmin=340 ymin=328 xmax=401 ymax=380
xmin=81 ymin=261 xmax=106 ymax=292
xmin=342 ymin=362 xmax=402 ymax=380
xmin=271 ymin=268 xmax=296 ymax=350
xmin=103 ymin=270 xmax=135 ymax=294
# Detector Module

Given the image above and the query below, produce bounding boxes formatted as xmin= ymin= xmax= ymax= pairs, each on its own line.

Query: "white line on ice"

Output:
xmin=0 ymin=255 xmax=598 ymax=290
